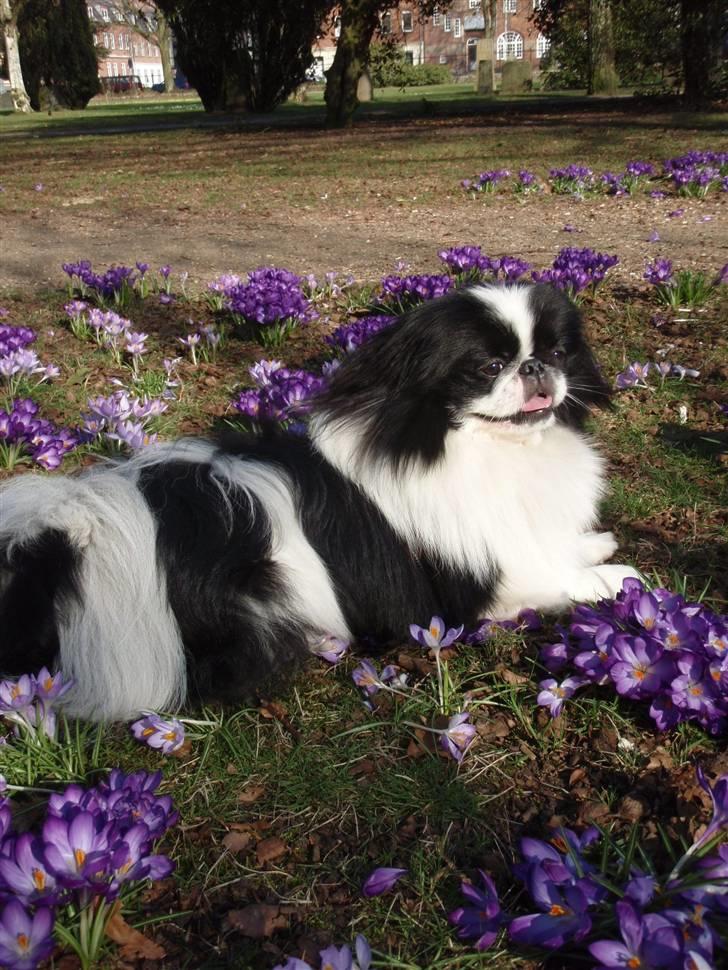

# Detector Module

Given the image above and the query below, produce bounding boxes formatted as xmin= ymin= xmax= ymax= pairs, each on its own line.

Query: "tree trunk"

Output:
xmin=156 ymin=10 xmax=175 ymax=93
xmin=0 ymin=0 xmax=32 ymax=111
xmin=588 ymin=0 xmax=618 ymax=95
xmin=680 ymin=0 xmax=723 ymax=105
xmin=324 ymin=0 xmax=381 ymax=128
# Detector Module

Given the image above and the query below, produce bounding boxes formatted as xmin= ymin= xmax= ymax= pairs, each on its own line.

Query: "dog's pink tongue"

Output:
xmin=522 ymin=393 xmax=553 ymax=413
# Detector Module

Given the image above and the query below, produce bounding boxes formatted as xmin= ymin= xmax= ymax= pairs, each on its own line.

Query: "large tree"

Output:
xmin=0 ymin=0 xmax=31 ymax=111
xmin=17 ymin=0 xmax=99 ymax=109
xmin=117 ymin=2 xmax=175 ymax=93
xmin=679 ymin=0 xmax=724 ymax=105
xmin=156 ymin=0 xmax=331 ymax=112
xmin=324 ymin=0 xmax=449 ymax=129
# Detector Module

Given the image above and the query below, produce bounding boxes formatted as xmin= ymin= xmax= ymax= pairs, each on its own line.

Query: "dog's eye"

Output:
xmin=550 ymin=349 xmax=566 ymax=362
xmin=482 ymin=360 xmax=505 ymax=376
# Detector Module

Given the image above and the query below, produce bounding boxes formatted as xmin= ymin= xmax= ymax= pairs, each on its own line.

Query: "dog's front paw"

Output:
xmin=579 ymin=531 xmax=618 ymax=566
xmin=569 ymin=563 xmax=644 ymax=604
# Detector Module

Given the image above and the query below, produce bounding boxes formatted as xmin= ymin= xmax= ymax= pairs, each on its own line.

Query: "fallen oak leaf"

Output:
xmin=105 ymin=905 xmax=165 ymax=960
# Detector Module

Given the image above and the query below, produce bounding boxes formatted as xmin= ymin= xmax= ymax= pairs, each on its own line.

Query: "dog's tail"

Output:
xmin=0 ymin=470 xmax=186 ymax=721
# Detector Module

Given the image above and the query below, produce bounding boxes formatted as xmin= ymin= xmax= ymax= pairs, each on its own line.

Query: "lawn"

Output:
xmin=0 ymin=97 xmax=727 ymax=969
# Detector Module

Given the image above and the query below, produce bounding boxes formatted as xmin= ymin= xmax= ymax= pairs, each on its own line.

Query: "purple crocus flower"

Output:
xmin=644 ymin=258 xmax=674 ymax=285
xmin=130 ymin=713 xmax=185 ymax=754
xmin=536 ymin=676 xmax=586 ymax=717
xmin=449 ymin=869 xmax=506 ymax=950
xmin=610 ymin=636 xmax=673 ymax=698
xmin=509 ymin=866 xmax=592 ymax=949
xmin=310 ymin=635 xmax=350 ymax=664
xmin=693 ymin=766 xmax=728 ymax=851
xmin=409 ymin=616 xmax=463 ymax=651
xmin=0 ymin=901 xmax=55 ymax=970
xmin=440 ymin=712 xmax=476 ymax=762
xmin=588 ymin=900 xmax=683 ymax=970
xmin=361 ymin=866 xmax=407 ymax=897
xmin=41 ymin=825 xmax=110 ymax=896
xmin=0 ymin=834 xmax=59 ymax=904
xmin=616 ymin=362 xmax=652 ymax=389
xmin=317 ymin=945 xmax=353 ymax=970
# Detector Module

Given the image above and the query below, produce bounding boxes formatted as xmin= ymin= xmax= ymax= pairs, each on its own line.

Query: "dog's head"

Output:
xmin=312 ymin=283 xmax=611 ymax=471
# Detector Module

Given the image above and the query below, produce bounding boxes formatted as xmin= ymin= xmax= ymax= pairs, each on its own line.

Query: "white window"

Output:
xmin=444 ymin=13 xmax=452 ymax=31
xmin=439 ymin=54 xmax=448 ymax=64
xmin=533 ymin=0 xmax=545 ymax=8
xmin=106 ymin=62 xmax=112 ymax=76
xmin=87 ymin=4 xmax=94 ymax=17
xmin=100 ymin=6 xmax=109 ymax=21
xmin=504 ymin=0 xmax=517 ymax=12
xmin=536 ymin=33 xmax=550 ymax=57
xmin=469 ymin=0 xmax=481 ymax=7
xmin=496 ymin=30 xmax=523 ymax=59
xmin=454 ymin=18 xmax=462 ymax=37
xmin=432 ymin=6 xmax=440 ymax=25
xmin=108 ymin=32 xmax=115 ymax=49
xmin=402 ymin=10 xmax=413 ymax=32
xmin=334 ymin=15 xmax=341 ymax=37
xmin=381 ymin=12 xmax=392 ymax=33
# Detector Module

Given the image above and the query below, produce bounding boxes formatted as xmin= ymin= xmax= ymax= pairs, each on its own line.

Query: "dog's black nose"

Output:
xmin=518 ymin=358 xmax=545 ymax=377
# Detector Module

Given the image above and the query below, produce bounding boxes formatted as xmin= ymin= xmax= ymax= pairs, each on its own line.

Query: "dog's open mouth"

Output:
xmin=474 ymin=392 xmax=555 ymax=425
xmin=522 ymin=392 xmax=553 ymax=413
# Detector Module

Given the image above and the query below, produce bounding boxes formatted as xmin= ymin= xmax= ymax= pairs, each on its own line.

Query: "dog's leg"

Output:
xmin=568 ymin=563 xmax=644 ymax=604
xmin=577 ymin=531 xmax=619 ymax=566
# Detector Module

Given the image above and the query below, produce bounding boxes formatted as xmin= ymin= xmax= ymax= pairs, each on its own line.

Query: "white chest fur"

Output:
xmin=314 ymin=418 xmax=607 ymax=618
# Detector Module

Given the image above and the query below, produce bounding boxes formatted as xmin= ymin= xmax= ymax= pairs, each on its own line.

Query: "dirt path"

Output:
xmin=2 ymin=191 xmax=726 ymax=293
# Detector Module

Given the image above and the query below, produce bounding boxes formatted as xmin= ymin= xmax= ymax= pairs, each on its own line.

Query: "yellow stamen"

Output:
xmin=549 ymin=904 xmax=567 ymax=917
xmin=74 ymin=848 xmax=86 ymax=868
xmin=627 ymin=959 xmax=641 ymax=969
xmin=16 ymin=933 xmax=29 ymax=953
xmin=32 ymin=868 xmax=45 ymax=891
xmin=142 ymin=727 xmax=155 ymax=737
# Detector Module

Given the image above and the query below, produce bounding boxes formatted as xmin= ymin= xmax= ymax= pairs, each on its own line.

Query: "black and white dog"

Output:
xmin=0 ymin=284 xmax=639 ymax=720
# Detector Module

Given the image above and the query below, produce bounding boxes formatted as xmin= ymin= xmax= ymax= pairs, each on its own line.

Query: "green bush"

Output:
xmin=369 ymin=42 xmax=451 ymax=88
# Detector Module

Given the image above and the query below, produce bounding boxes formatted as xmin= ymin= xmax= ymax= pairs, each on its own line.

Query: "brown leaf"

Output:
xmin=222 ymin=831 xmax=253 ymax=854
xmin=569 ymin=768 xmax=587 ymax=786
xmin=105 ymin=908 xmax=165 ymax=961
xmin=169 ymin=738 xmax=193 ymax=759
xmin=495 ymin=664 xmax=530 ymax=686
xmin=226 ymin=903 xmax=289 ymax=939
xmin=618 ymin=794 xmax=648 ymax=823
xmin=237 ymin=783 xmax=266 ymax=805
xmin=256 ymin=836 xmax=288 ymax=866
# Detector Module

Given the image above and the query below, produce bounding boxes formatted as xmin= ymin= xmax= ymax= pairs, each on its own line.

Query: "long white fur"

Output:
xmin=0 ymin=471 xmax=186 ymax=720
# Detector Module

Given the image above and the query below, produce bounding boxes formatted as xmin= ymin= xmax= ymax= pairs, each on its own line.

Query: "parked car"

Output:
xmin=100 ymin=75 xmax=144 ymax=94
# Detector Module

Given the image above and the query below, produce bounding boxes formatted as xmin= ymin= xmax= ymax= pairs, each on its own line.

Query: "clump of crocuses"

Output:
xmin=462 ymin=169 xmax=511 ymax=194
xmin=450 ymin=764 xmax=728 ymax=966
xmin=326 ymin=315 xmax=395 ymax=354
xmin=375 ymin=273 xmax=453 ymax=313
xmin=437 ymin=247 xmax=531 ymax=285
xmin=0 ymin=768 xmax=177 ymax=969
xmin=0 ymin=398 xmax=77 ymax=471
xmin=80 ymin=389 xmax=167 ymax=452
xmin=532 ymin=247 xmax=618 ymax=298
xmin=644 ymin=257 xmax=718 ymax=308
xmin=537 ymin=578 xmax=728 ymax=735
xmin=217 ymin=267 xmax=318 ymax=348
xmin=231 ymin=359 xmax=327 ymax=433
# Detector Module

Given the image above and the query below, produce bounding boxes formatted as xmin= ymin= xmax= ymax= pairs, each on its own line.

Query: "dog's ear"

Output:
xmin=312 ymin=299 xmax=462 ymax=470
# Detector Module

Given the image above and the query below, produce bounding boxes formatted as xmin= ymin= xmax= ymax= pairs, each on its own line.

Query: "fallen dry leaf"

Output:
xmin=226 ymin=903 xmax=290 ymax=938
xmin=105 ymin=907 xmax=165 ymax=961
xmin=222 ymin=831 xmax=253 ymax=854
xmin=256 ymin=836 xmax=288 ymax=866
xmin=237 ymin=783 xmax=266 ymax=805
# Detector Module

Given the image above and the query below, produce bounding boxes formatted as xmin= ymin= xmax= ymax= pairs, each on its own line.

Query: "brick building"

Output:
xmin=313 ymin=1 xmax=550 ymax=83
xmin=87 ymin=2 xmax=164 ymax=88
